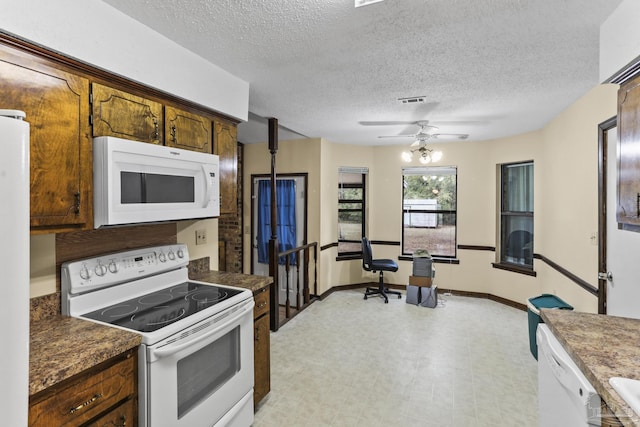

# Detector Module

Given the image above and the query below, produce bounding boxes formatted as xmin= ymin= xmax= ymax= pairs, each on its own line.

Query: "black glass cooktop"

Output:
xmin=82 ymin=282 xmax=243 ymax=333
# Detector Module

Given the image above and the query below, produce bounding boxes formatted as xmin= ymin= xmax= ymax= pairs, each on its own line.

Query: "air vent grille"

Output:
xmin=397 ymin=96 xmax=427 ymax=104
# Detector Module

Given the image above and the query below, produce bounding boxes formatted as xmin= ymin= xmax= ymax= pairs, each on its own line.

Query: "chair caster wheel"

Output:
xmin=398 ymin=295 xmax=401 ymax=299
xmin=364 ymin=295 xmax=367 ymax=300
xmin=384 ymin=300 xmax=388 ymax=304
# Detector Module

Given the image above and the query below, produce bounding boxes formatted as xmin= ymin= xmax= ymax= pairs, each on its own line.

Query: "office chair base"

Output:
xmin=364 ymin=285 xmax=402 ymax=304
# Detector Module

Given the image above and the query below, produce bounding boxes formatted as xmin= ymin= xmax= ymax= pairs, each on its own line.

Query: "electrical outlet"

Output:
xmin=195 ymin=229 xmax=207 ymax=245
xmin=590 ymin=232 xmax=598 ymax=246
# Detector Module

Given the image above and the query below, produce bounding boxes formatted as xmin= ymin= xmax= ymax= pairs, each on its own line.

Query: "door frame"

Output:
xmin=250 ymin=173 xmax=309 ymax=275
xmin=597 ymin=116 xmax=617 ymax=314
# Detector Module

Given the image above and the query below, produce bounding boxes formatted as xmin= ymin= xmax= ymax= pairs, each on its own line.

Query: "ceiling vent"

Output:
xmin=397 ymin=96 xmax=427 ymax=104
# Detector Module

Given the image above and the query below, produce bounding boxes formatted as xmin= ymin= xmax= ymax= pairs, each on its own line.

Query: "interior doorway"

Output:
xmin=251 ymin=174 xmax=307 ymax=305
xmin=599 ymin=117 xmax=640 ymax=318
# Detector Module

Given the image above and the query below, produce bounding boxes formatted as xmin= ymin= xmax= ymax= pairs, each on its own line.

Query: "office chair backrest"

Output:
xmin=505 ymin=230 xmax=532 ymax=258
xmin=361 ymin=237 xmax=373 ymax=271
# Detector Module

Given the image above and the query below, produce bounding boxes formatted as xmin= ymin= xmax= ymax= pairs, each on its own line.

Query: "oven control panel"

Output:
xmin=61 ymin=244 xmax=189 ymax=295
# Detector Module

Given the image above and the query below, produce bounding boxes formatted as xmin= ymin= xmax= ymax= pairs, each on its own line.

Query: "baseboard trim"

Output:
xmin=321 ymin=283 xmax=527 ymax=311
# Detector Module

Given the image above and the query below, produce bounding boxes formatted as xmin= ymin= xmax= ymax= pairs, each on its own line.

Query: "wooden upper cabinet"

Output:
xmin=165 ymin=106 xmax=212 ymax=153
xmin=0 ymin=44 xmax=92 ymax=232
xmin=214 ymin=120 xmax=238 ymax=214
xmin=618 ymin=75 xmax=640 ymax=226
xmin=91 ymin=83 xmax=163 ymax=144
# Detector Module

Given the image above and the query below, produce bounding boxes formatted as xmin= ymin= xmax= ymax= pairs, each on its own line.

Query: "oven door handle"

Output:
xmin=152 ymin=300 xmax=254 ymax=359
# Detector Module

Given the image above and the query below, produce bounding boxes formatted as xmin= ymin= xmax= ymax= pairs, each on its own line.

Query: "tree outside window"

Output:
xmin=402 ymin=166 xmax=457 ymax=258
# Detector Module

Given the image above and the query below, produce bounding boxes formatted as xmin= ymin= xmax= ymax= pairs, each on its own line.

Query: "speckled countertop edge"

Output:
xmin=541 ymin=309 xmax=640 ymax=427
xmin=29 ymin=315 xmax=141 ymax=396
xmin=191 ymin=270 xmax=273 ymax=293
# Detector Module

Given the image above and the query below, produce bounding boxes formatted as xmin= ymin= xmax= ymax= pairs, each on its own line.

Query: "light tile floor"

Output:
xmin=253 ymin=290 xmax=538 ymax=427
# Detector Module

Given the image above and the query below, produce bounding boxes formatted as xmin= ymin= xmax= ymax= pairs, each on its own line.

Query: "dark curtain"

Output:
xmin=257 ymin=179 xmax=297 ymax=265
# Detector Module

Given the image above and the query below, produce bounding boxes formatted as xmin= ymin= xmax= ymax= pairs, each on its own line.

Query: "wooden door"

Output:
xmin=92 ymin=83 xmax=162 ymax=144
xmin=165 ymin=106 xmax=212 ymax=152
xmin=0 ymin=44 xmax=92 ymax=232
xmin=215 ymin=120 xmax=238 ymax=214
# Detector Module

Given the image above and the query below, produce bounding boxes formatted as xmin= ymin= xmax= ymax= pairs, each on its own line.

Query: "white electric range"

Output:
xmin=62 ymin=244 xmax=254 ymax=427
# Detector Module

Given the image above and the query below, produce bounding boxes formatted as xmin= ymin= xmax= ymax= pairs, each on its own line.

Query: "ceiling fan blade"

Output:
xmin=359 ymin=121 xmax=420 ymax=126
xmin=431 ymin=133 xmax=469 ymax=140
xmin=377 ymin=134 xmax=417 ymax=139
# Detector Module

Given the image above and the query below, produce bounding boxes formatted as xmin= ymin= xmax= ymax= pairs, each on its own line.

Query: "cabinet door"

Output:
xmin=92 ymin=83 xmax=163 ymax=144
xmin=0 ymin=44 xmax=92 ymax=232
xmin=29 ymin=352 xmax=136 ymax=426
xmin=215 ymin=120 xmax=238 ymax=214
xmin=85 ymin=398 xmax=136 ymax=427
xmin=254 ymin=313 xmax=271 ymax=407
xmin=165 ymin=106 xmax=212 ymax=152
xmin=618 ymin=75 xmax=640 ymax=226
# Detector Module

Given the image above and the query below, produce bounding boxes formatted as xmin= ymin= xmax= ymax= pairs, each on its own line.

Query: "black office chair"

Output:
xmin=362 ymin=237 xmax=401 ymax=303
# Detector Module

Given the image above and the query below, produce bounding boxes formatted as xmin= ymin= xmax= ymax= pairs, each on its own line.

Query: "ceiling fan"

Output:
xmin=377 ymin=121 xmax=469 ymax=144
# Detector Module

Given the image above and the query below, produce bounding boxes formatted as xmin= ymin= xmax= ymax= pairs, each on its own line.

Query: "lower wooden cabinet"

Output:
xmin=253 ymin=286 xmax=271 ymax=408
xmin=601 ymin=400 xmax=625 ymax=427
xmin=29 ymin=349 xmax=137 ymax=427
xmin=85 ymin=398 xmax=135 ymax=427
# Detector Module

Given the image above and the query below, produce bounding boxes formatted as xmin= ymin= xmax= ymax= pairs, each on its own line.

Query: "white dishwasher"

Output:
xmin=537 ymin=324 xmax=601 ymax=426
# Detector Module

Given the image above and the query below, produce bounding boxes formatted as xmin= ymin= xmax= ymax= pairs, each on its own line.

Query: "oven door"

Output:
xmin=143 ymin=298 xmax=254 ymax=427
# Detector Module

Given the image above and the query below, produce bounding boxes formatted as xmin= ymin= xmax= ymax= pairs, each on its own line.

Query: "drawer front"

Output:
xmin=29 ymin=354 xmax=136 ymax=426
xmin=253 ymin=287 xmax=270 ymax=319
xmin=85 ymin=397 xmax=136 ymax=427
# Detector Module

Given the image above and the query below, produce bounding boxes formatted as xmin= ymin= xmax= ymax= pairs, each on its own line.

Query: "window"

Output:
xmin=402 ymin=166 xmax=457 ymax=258
xmin=338 ymin=168 xmax=367 ymax=256
xmin=499 ymin=161 xmax=534 ymax=268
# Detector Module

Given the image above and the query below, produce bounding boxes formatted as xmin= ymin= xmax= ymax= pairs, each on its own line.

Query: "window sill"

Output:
xmin=398 ymin=255 xmax=460 ymax=265
xmin=492 ymin=262 xmax=537 ymax=277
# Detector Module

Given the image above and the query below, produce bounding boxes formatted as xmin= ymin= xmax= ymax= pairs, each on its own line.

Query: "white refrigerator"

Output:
xmin=0 ymin=110 xmax=30 ymax=425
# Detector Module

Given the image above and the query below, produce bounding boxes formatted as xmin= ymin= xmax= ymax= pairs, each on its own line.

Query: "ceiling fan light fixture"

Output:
xmin=401 ymin=151 xmax=413 ymax=162
xmin=431 ymin=150 xmax=443 ymax=162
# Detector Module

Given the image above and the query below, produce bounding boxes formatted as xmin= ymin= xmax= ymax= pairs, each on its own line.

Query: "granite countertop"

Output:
xmin=541 ymin=309 xmax=640 ymax=427
xmin=191 ymin=270 xmax=273 ymax=293
xmin=29 ymin=315 xmax=141 ymax=396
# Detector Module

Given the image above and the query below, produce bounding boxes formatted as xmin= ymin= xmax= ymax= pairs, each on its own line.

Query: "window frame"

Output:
xmin=337 ymin=171 xmax=366 ymax=258
xmin=401 ymin=166 xmax=458 ymax=259
xmin=495 ymin=160 xmax=535 ymax=274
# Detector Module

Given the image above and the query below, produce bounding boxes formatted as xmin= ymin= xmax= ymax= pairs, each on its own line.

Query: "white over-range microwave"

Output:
xmin=93 ymin=136 xmax=220 ymax=228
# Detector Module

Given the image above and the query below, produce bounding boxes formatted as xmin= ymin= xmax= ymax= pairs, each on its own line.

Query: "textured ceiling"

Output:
xmin=103 ymin=0 xmax=622 ymax=145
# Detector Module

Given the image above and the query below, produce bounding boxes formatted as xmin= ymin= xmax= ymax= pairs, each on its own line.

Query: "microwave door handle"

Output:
xmin=152 ymin=301 xmax=253 ymax=359
xmin=203 ymin=165 xmax=214 ymax=208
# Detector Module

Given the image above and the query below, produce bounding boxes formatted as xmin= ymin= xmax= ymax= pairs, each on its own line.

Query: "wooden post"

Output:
xmin=268 ymin=118 xmax=279 ymax=331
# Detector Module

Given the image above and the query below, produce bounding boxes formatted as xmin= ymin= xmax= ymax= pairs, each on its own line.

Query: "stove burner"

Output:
xmin=101 ymin=304 xmax=138 ymax=318
xmin=139 ymin=293 xmax=173 ymax=305
xmin=190 ymin=289 xmax=228 ymax=304
xmin=82 ymin=281 xmax=244 ymax=333
xmin=140 ymin=308 xmax=187 ymax=326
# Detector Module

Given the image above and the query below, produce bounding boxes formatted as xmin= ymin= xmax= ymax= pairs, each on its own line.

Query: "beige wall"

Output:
xmin=241 ymin=83 xmax=618 ymax=313
xmin=242 ymin=138 xmax=323 ymax=288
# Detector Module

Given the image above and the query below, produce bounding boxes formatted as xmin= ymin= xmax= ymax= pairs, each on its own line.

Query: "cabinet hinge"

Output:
xmin=89 ymin=114 xmax=93 ymax=126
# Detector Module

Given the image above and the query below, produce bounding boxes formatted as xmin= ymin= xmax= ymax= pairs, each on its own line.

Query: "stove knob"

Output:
xmin=177 ymin=249 xmax=184 ymax=259
xmin=168 ymin=251 xmax=176 ymax=261
xmin=95 ymin=263 xmax=108 ymax=277
xmin=108 ymin=260 xmax=118 ymax=273
xmin=79 ymin=265 xmax=91 ymax=280
xmin=158 ymin=252 xmax=167 ymax=263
